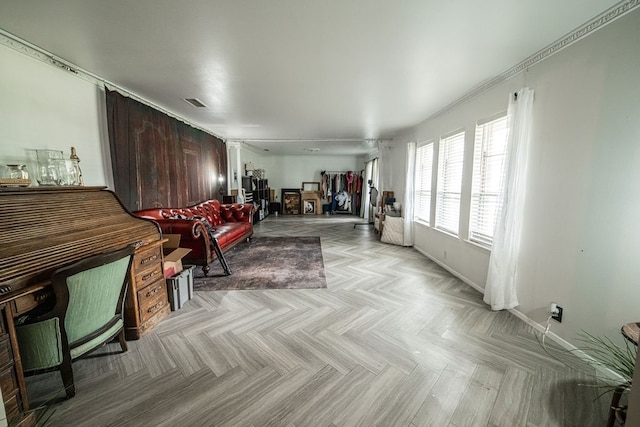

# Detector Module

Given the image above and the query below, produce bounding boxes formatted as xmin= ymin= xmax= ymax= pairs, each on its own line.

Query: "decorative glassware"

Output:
xmin=53 ymin=159 xmax=80 ymax=186
xmin=70 ymin=147 xmax=83 ymax=186
xmin=35 ymin=149 xmax=63 ymax=186
xmin=6 ymin=164 xmax=29 ymax=179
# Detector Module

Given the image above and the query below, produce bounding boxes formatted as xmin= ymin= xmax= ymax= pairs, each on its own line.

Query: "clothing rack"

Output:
xmin=322 ymin=170 xmax=360 ymax=175
xmin=322 ymin=170 xmax=364 ymax=215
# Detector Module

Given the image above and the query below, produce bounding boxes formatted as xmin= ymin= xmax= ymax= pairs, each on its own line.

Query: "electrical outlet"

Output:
xmin=551 ymin=304 xmax=563 ymax=323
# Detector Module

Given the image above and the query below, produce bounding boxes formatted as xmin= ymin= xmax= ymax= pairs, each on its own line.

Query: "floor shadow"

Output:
xmin=547 ymin=378 xmax=612 ymax=426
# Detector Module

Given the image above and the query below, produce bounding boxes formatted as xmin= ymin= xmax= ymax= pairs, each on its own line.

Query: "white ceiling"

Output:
xmin=0 ymin=0 xmax=621 ymax=155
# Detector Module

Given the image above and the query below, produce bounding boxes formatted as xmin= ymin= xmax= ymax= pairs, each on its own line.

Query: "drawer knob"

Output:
xmin=140 ymin=254 xmax=158 ymax=265
xmin=141 ymin=270 xmax=159 ymax=281
xmin=147 ymin=302 xmax=163 ymax=313
xmin=146 ymin=287 xmax=160 ymax=297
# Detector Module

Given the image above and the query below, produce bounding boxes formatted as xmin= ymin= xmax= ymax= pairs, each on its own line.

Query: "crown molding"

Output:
xmin=0 ymin=29 xmax=99 ymax=86
xmin=428 ymin=0 xmax=640 ymax=120
xmin=0 ymin=29 xmax=226 ymax=144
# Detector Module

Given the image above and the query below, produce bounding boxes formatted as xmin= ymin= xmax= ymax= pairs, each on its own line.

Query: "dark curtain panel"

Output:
xmin=106 ymin=89 xmax=227 ymax=211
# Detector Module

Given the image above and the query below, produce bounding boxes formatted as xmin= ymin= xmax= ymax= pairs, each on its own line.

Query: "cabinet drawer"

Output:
xmin=134 ymin=264 xmax=164 ymax=290
xmin=133 ymin=245 xmax=162 ymax=273
xmin=10 ymin=289 xmax=54 ymax=317
xmin=0 ymin=336 xmax=13 ymax=370
xmin=138 ymin=280 xmax=168 ymax=324
xmin=4 ymin=391 xmax=20 ymax=422
xmin=137 ymin=279 xmax=166 ymax=303
xmin=0 ymin=306 xmax=7 ymax=336
xmin=0 ymin=364 xmax=18 ymax=401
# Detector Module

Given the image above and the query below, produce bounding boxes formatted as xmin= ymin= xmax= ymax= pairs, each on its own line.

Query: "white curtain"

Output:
xmin=362 ymin=158 xmax=376 ymax=222
xmin=376 ymin=142 xmax=385 ymax=208
xmin=403 ymin=142 xmax=416 ymax=246
xmin=483 ymin=87 xmax=534 ymax=311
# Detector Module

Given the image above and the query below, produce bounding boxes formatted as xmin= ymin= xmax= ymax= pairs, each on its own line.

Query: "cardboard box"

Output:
xmin=162 ymin=234 xmax=192 ymax=278
xmin=167 ymin=266 xmax=194 ymax=310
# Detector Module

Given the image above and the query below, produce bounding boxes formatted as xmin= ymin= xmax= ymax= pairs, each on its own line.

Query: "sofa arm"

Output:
xmin=150 ymin=218 xmax=207 ymax=240
xmin=221 ymin=203 xmax=254 ymax=224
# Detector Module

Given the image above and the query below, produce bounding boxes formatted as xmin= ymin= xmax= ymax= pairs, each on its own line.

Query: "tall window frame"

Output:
xmin=414 ymin=142 xmax=434 ymax=225
xmin=435 ymin=131 xmax=465 ymax=235
xmin=469 ymin=113 xmax=509 ymax=247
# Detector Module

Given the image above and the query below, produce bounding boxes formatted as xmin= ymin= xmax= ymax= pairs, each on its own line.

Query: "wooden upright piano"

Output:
xmin=0 ymin=186 xmax=171 ymax=422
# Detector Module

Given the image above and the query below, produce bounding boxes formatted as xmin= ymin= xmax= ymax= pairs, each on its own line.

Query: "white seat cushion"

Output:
xmin=381 ymin=216 xmax=404 ymax=246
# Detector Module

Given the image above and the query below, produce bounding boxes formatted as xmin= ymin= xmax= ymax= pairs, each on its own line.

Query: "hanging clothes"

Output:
xmin=355 ymin=173 xmax=363 ymax=215
xmin=331 ymin=174 xmax=338 ymax=211
xmin=321 ymin=171 xmax=329 ymax=199
xmin=345 ymin=171 xmax=354 ymax=194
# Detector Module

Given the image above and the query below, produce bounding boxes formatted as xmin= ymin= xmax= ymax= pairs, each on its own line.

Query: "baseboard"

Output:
xmin=412 ymin=245 xmax=624 ymax=382
xmin=413 ymin=246 xmax=484 ymax=294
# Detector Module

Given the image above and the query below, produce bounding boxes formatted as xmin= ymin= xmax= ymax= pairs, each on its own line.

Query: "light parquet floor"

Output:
xmin=27 ymin=215 xmax=610 ymax=426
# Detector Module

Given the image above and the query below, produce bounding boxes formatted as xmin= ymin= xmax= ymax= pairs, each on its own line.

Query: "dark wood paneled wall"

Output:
xmin=106 ymin=89 xmax=226 ymax=211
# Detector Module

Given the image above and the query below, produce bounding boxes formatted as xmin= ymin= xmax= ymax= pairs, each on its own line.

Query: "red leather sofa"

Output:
xmin=134 ymin=199 xmax=254 ymax=275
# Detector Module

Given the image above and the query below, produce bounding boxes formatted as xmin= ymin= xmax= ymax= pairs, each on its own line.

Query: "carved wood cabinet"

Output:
xmin=0 ymin=187 xmax=172 ymax=421
xmin=125 ymin=241 xmax=170 ymax=340
xmin=0 ymin=304 xmax=32 ymax=426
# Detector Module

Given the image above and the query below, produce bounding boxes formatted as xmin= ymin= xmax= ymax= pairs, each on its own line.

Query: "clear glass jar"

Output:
xmin=35 ymin=149 xmax=63 ymax=186
xmin=6 ymin=164 xmax=29 ymax=179
xmin=54 ymin=159 xmax=80 ymax=186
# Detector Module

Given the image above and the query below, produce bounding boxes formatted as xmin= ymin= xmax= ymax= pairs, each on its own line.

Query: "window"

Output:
xmin=469 ymin=114 xmax=509 ymax=246
xmin=436 ymin=131 xmax=465 ymax=235
xmin=414 ymin=142 xmax=433 ymax=224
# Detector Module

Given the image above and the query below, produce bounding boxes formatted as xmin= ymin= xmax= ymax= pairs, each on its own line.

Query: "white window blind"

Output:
xmin=469 ymin=115 xmax=509 ymax=246
xmin=414 ymin=143 xmax=433 ymax=224
xmin=436 ymin=131 xmax=465 ymax=235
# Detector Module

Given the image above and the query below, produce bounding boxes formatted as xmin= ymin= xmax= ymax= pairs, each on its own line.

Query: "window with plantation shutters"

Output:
xmin=435 ymin=131 xmax=465 ymax=235
xmin=469 ymin=114 xmax=509 ymax=247
xmin=414 ymin=142 xmax=433 ymax=224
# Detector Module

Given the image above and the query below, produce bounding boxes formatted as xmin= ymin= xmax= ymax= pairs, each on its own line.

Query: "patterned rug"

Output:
xmin=192 ymin=236 xmax=327 ymax=291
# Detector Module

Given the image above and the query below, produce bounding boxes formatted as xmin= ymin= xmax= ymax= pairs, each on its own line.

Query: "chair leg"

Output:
xmin=60 ymin=357 xmax=75 ymax=399
xmin=202 ymin=264 xmax=210 ymax=277
xmin=117 ymin=329 xmax=128 ymax=353
xmin=606 ymin=385 xmax=626 ymax=427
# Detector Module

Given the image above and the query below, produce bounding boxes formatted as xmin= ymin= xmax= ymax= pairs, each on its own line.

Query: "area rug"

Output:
xmin=193 ymin=236 xmax=327 ymax=291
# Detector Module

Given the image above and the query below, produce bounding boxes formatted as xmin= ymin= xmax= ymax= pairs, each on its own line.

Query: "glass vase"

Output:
xmin=35 ymin=149 xmax=63 ymax=186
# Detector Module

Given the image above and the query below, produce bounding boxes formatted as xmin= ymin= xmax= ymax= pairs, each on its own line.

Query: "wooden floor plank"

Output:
xmin=23 ymin=215 xmax=610 ymax=426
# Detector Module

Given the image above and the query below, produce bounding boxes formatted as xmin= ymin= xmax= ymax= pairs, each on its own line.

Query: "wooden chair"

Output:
xmin=15 ymin=246 xmax=134 ymax=399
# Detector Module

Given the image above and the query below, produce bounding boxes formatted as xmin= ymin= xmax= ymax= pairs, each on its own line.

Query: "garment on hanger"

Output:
xmin=321 ymin=171 xmax=329 ymax=199
xmin=345 ymin=171 xmax=354 ymax=193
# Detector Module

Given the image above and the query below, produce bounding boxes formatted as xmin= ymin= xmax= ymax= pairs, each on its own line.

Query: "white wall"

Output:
xmin=390 ymin=8 xmax=640 ymax=344
xmin=231 ymin=146 xmax=362 ymax=203
xmin=0 ymin=44 xmax=113 ymax=188
xmin=268 ymin=154 xmax=361 ymax=197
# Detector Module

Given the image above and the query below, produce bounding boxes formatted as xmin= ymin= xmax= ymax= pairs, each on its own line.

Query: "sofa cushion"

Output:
xmin=213 ymin=222 xmax=252 ymax=249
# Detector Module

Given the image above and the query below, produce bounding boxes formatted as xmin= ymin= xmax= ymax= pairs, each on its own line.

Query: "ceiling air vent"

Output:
xmin=183 ymin=98 xmax=207 ymax=108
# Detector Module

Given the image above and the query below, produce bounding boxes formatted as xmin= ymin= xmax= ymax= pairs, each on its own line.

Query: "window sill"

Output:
xmin=434 ymin=227 xmax=459 ymax=239
xmin=414 ymin=219 xmax=430 ymax=227
xmin=464 ymin=239 xmax=492 ymax=253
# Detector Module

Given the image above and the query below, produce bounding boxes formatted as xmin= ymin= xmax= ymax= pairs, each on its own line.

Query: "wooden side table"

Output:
xmin=374 ymin=213 xmax=384 ymax=236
